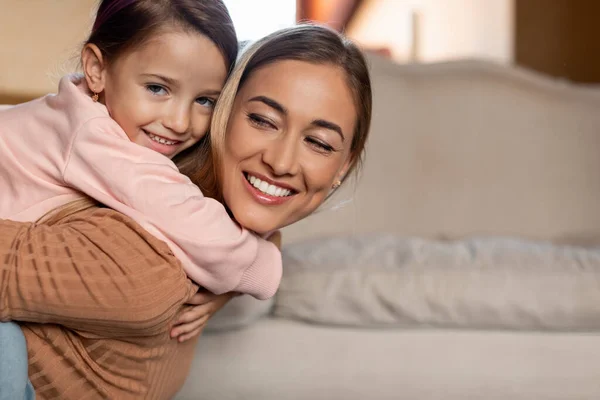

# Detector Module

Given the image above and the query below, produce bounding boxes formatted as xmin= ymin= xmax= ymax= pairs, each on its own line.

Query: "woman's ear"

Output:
xmin=331 ymin=160 xmax=351 ymax=190
xmin=336 ymin=159 xmax=352 ymax=184
xmin=81 ymin=43 xmax=107 ymax=95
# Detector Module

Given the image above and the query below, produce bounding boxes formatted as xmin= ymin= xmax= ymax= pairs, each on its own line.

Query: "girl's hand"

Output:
xmin=171 ymin=231 xmax=280 ymax=342
xmin=171 ymin=289 xmax=236 ymax=342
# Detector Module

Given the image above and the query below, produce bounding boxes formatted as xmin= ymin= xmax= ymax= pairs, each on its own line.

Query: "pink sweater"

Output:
xmin=0 ymin=75 xmax=281 ymax=300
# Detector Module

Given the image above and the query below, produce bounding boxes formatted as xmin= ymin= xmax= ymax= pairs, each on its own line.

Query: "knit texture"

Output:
xmin=1 ymin=207 xmax=198 ymax=399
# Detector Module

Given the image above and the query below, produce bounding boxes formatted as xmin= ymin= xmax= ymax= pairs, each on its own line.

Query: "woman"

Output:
xmin=0 ymin=24 xmax=372 ymax=399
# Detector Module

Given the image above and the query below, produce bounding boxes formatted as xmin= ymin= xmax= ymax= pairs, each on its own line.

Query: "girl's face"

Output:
xmin=219 ymin=60 xmax=357 ymax=235
xmin=96 ymin=30 xmax=227 ymax=159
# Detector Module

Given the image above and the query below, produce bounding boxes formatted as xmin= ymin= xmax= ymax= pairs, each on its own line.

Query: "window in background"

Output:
xmin=223 ymin=0 xmax=297 ymax=42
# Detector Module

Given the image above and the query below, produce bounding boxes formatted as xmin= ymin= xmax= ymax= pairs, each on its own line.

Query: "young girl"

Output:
xmin=0 ymin=0 xmax=282 ymax=300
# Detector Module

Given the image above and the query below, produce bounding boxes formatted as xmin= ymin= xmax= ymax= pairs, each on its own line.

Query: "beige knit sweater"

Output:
xmin=1 ymin=207 xmax=200 ymax=399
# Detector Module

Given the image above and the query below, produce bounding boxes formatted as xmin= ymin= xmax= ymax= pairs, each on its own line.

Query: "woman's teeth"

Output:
xmin=148 ymin=133 xmax=178 ymax=145
xmin=247 ymin=174 xmax=292 ymax=197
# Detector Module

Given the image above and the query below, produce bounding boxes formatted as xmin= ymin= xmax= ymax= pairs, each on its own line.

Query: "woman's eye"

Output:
xmin=247 ymin=113 xmax=276 ymax=129
xmin=146 ymin=84 xmax=167 ymax=96
xmin=306 ymin=137 xmax=334 ymax=153
xmin=196 ymin=97 xmax=215 ymax=108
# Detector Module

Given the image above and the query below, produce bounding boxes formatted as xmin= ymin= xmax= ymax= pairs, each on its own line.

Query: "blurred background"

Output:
xmin=2 ymin=0 xmax=600 ymax=103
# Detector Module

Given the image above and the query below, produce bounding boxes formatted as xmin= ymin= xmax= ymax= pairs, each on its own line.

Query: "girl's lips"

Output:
xmin=241 ymin=172 xmax=295 ymax=206
xmin=142 ymin=130 xmax=181 ymax=157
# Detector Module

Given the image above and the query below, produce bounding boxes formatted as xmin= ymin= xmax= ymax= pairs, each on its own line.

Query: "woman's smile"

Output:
xmin=242 ymin=172 xmax=297 ymax=206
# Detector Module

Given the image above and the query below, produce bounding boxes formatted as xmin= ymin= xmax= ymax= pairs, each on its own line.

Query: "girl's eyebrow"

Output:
xmin=141 ymin=73 xmax=178 ymax=86
xmin=141 ymin=74 xmax=222 ymax=96
xmin=204 ymin=89 xmax=222 ymax=96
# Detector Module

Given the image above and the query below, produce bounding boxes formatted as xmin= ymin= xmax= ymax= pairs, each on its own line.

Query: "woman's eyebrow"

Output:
xmin=248 ymin=95 xmax=287 ymax=114
xmin=248 ymin=95 xmax=345 ymax=140
xmin=312 ymin=119 xmax=345 ymax=141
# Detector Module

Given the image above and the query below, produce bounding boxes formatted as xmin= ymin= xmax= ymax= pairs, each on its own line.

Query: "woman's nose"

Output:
xmin=262 ymin=134 xmax=300 ymax=176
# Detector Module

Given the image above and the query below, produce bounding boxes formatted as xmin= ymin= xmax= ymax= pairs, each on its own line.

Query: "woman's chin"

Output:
xmin=230 ymin=204 xmax=317 ymax=237
xmin=231 ymin=212 xmax=275 ymax=237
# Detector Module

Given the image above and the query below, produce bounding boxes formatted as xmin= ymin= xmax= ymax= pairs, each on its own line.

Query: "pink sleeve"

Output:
xmin=62 ymin=117 xmax=282 ymax=300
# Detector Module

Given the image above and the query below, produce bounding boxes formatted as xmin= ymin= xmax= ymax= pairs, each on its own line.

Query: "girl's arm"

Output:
xmin=63 ymin=117 xmax=282 ymax=300
xmin=0 ymin=207 xmax=197 ymax=337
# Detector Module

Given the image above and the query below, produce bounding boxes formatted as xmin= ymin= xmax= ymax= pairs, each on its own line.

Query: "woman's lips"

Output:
xmin=241 ymin=172 xmax=295 ymax=206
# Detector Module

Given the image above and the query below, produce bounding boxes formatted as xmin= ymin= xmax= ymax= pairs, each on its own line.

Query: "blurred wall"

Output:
xmin=0 ymin=0 xmax=97 ymax=103
xmin=515 ymin=0 xmax=600 ymax=83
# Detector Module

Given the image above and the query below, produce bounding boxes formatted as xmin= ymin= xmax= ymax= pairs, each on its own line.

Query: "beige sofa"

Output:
xmin=176 ymin=55 xmax=600 ymax=400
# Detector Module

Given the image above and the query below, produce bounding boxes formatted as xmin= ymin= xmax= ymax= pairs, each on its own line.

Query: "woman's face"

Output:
xmin=219 ymin=60 xmax=357 ymax=234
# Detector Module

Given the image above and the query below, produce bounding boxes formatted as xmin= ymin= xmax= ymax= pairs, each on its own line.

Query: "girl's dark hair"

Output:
xmin=87 ymin=0 xmax=238 ymax=71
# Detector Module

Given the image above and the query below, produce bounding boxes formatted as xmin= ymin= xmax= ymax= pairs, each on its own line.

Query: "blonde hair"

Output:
xmin=36 ymin=197 xmax=99 ymax=226
xmin=205 ymin=24 xmax=372 ymax=199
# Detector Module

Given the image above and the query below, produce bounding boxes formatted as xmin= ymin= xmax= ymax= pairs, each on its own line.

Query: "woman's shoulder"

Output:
xmin=60 ymin=206 xmax=177 ymax=255
xmin=48 ymin=205 xmax=197 ymax=301
xmin=1 ymin=203 xmax=197 ymax=333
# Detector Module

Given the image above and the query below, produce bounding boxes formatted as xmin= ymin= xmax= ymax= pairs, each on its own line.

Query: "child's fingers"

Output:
xmin=186 ymin=290 xmax=216 ymax=306
xmin=175 ymin=304 xmax=210 ymax=325
xmin=171 ymin=314 xmax=209 ymax=338
xmin=172 ymin=291 xmax=236 ymax=339
xmin=178 ymin=326 xmax=205 ymax=343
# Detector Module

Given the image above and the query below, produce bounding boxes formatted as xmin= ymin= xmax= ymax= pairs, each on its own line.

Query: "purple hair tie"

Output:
xmin=92 ymin=0 xmax=137 ymax=33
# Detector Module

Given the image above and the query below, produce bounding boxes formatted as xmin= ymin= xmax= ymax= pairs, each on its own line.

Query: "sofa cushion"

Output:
xmin=274 ymin=235 xmax=600 ymax=331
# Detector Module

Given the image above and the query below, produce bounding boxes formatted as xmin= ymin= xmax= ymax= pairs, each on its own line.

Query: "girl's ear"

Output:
xmin=81 ymin=43 xmax=107 ymax=95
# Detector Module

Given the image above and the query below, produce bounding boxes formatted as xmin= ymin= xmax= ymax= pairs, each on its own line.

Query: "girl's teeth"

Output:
xmin=246 ymin=175 xmax=291 ymax=197
xmin=148 ymin=133 xmax=177 ymax=145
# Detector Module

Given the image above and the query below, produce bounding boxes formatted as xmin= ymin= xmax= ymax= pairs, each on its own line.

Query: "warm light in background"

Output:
xmin=347 ymin=0 xmax=513 ymax=64
xmin=223 ymin=0 xmax=297 ymax=41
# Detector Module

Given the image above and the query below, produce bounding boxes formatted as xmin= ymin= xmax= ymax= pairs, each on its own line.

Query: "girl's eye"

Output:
xmin=306 ymin=137 xmax=334 ymax=153
xmin=196 ymin=97 xmax=215 ymax=108
xmin=247 ymin=113 xmax=276 ymax=129
xmin=146 ymin=84 xmax=167 ymax=96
